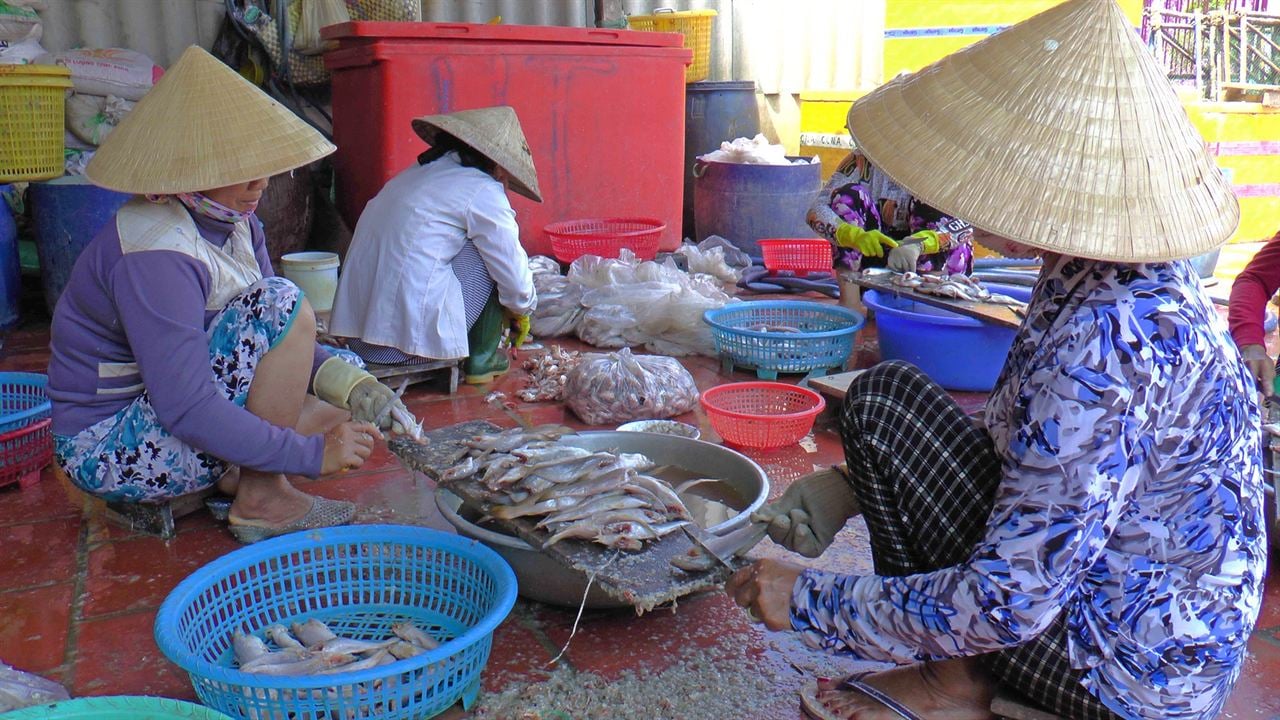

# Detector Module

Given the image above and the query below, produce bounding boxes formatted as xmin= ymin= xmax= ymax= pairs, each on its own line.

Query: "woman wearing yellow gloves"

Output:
xmin=330 ymin=106 xmax=539 ymax=385
xmin=808 ymin=150 xmax=975 ymax=275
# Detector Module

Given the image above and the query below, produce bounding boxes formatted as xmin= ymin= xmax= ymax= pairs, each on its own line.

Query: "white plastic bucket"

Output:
xmin=280 ymin=251 xmax=340 ymax=313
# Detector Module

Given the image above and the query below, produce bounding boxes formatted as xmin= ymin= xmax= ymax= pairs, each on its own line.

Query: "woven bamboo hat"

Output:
xmin=86 ymin=46 xmax=335 ymax=195
xmin=846 ymin=0 xmax=1238 ymax=262
xmin=412 ymin=106 xmax=542 ymax=203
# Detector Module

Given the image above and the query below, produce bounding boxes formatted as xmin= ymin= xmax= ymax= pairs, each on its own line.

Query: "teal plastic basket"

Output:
xmin=703 ymin=301 xmax=864 ymax=379
xmin=0 ymin=696 xmax=233 ymax=719
xmin=154 ymin=526 xmax=517 ymax=720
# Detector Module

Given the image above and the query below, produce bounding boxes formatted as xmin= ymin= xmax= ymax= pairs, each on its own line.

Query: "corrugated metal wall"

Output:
xmin=35 ymin=0 xmax=883 ymax=93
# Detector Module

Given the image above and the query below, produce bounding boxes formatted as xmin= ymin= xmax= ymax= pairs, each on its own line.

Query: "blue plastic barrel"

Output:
xmin=693 ymin=157 xmax=821 ymax=256
xmin=29 ymin=179 xmax=131 ymax=314
xmin=0 ymin=185 xmax=19 ymax=330
xmin=862 ymin=284 xmax=1033 ymax=392
xmin=683 ymin=81 xmax=760 ymax=239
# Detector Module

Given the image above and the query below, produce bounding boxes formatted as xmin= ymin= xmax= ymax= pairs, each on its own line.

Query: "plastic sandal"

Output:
xmin=800 ymin=672 xmax=925 ymax=720
xmin=227 ymin=496 xmax=356 ymax=544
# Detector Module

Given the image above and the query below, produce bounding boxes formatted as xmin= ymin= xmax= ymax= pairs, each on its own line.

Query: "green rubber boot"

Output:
xmin=464 ymin=291 xmax=510 ymax=385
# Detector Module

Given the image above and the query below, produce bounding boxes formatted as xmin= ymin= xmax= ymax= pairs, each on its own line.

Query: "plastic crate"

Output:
xmin=0 ymin=65 xmax=72 ymax=183
xmin=155 ymin=525 xmax=516 ymax=720
xmin=700 ymin=382 xmax=825 ymax=450
xmin=703 ymin=301 xmax=864 ymax=380
xmin=0 ymin=372 xmax=52 ymax=435
xmin=758 ymin=238 xmax=833 ymax=275
xmin=628 ymin=9 xmax=716 ymax=83
xmin=545 ymin=217 xmax=665 ymax=263
xmin=0 ymin=696 xmax=234 ymax=719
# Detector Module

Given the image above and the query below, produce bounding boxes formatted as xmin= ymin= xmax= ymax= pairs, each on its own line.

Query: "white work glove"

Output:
xmin=313 ymin=356 xmax=414 ymax=434
xmin=751 ymin=465 xmax=860 ymax=558
xmin=886 ymin=241 xmax=923 ymax=273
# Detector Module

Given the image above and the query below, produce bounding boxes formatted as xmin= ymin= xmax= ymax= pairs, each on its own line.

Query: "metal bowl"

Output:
xmin=434 ymin=431 xmax=770 ymax=609
xmin=615 ymin=419 xmax=701 ymax=440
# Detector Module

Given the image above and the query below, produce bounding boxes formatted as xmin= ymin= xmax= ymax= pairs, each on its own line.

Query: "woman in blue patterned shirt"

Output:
xmin=726 ymin=1 xmax=1266 ymax=719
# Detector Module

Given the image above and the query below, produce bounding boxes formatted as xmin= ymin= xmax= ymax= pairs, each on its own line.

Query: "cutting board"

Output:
xmin=847 ymin=272 xmax=1024 ymax=329
xmin=389 ymin=422 xmax=739 ymax=612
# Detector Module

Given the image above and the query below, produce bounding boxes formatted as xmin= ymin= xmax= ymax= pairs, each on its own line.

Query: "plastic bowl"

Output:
xmin=699 ymin=381 xmax=825 ymax=450
xmin=615 ymin=419 xmax=701 ymax=440
xmin=0 ymin=696 xmax=234 ymax=719
xmin=154 ymin=525 xmax=516 ymax=720
xmin=862 ymin=283 xmax=1032 ymax=392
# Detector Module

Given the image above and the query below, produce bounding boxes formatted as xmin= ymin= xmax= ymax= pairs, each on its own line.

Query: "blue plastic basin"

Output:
xmin=862 ymin=283 xmax=1032 ymax=392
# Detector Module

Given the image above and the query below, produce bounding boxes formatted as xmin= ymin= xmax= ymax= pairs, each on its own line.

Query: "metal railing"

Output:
xmin=1147 ymin=5 xmax=1280 ymax=100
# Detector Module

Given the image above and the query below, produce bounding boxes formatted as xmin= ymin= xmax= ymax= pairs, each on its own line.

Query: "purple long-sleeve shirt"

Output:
xmin=48 ymin=205 xmax=329 ymax=476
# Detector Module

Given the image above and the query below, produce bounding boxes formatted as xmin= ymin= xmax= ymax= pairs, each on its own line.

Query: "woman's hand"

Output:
xmin=1240 ymin=344 xmax=1275 ymax=398
xmin=725 ymin=558 xmax=806 ymax=631
xmin=320 ymin=421 xmax=381 ymax=475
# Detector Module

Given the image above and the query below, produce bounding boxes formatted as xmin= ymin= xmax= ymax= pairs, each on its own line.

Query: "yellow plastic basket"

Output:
xmin=628 ymin=8 xmax=717 ymax=83
xmin=0 ymin=65 xmax=72 ymax=183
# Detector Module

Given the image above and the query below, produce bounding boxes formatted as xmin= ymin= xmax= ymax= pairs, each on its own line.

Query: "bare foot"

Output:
xmin=215 ymin=466 xmax=240 ymax=496
xmin=809 ymin=657 xmax=996 ymax=719
xmin=227 ymin=471 xmax=315 ymax=526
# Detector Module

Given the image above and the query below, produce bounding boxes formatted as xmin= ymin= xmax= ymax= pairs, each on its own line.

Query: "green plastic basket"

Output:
xmin=0 ymin=696 xmax=234 ymax=719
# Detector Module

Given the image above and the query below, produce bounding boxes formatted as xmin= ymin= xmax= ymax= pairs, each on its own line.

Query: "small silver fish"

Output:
xmin=232 ymin=630 xmax=270 ymax=664
xmin=391 ymin=621 xmax=439 ymax=650
xmin=320 ymin=637 xmax=396 ymax=655
xmin=240 ymin=652 xmax=356 ymax=676
xmin=291 ymin=619 xmax=338 ymax=649
xmin=388 ymin=640 xmax=425 ymax=660
xmin=265 ymin=624 xmax=304 ymax=650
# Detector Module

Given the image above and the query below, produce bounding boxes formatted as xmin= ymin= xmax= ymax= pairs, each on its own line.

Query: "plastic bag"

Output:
xmin=530 ymin=274 xmax=585 ymax=338
xmin=294 ymin=0 xmax=351 ymax=55
xmin=0 ymin=1 xmax=40 ymax=43
xmin=528 ymin=254 xmax=561 ymax=277
xmin=564 ymin=348 xmax=699 ymax=425
xmin=0 ymin=662 xmax=70 ymax=712
xmin=0 ymin=36 xmax=44 ymax=64
xmin=42 ymin=48 xmax=163 ymax=101
xmin=65 ymin=93 xmax=134 ymax=146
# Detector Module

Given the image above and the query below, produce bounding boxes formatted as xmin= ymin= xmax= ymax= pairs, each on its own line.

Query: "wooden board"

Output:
xmin=367 ymin=359 xmax=460 ymax=395
xmin=389 ymin=423 xmax=738 ymax=611
xmin=809 ymin=369 xmax=867 ymax=403
xmin=848 ymin=273 xmax=1024 ymax=330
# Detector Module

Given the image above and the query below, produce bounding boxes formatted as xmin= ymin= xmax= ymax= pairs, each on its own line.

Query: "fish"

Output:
xmin=232 ymin=630 xmax=271 ymax=664
xmin=318 ymin=648 xmax=394 ymax=674
xmin=319 ymin=637 xmax=396 ymax=656
xmin=440 ymin=454 xmax=480 ymax=482
xmin=236 ymin=648 xmax=311 ymax=669
xmin=536 ymin=494 xmax=651 ymax=528
xmin=391 ymin=621 xmax=439 ymax=650
xmin=291 ymin=619 xmax=338 ymax=649
xmin=388 ymin=640 xmax=426 ymax=660
xmin=489 ymin=494 xmax=583 ymax=521
xmin=264 ymin=624 xmax=304 ymax=650
xmin=239 ymin=652 xmax=356 ymax=676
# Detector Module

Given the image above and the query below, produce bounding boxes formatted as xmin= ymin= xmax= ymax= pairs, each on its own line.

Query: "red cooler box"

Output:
xmin=323 ymin=22 xmax=692 ymax=256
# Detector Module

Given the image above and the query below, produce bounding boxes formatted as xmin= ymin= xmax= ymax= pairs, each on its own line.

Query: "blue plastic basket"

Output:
xmin=703 ymin=301 xmax=864 ymax=379
xmin=0 ymin=372 xmax=50 ymax=435
xmin=154 ymin=525 xmax=517 ymax=720
xmin=0 ymin=696 xmax=234 ymax=719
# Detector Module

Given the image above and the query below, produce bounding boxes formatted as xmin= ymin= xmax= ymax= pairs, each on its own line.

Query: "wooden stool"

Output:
xmin=366 ymin=358 xmax=461 ymax=395
xmin=103 ymin=487 xmax=217 ymax=539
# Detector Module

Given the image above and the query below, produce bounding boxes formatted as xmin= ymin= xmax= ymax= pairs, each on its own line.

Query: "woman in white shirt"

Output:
xmin=330 ymin=106 xmax=540 ymax=385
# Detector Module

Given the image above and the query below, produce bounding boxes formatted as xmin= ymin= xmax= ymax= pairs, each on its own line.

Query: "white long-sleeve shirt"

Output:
xmin=330 ymin=153 xmax=536 ymax=359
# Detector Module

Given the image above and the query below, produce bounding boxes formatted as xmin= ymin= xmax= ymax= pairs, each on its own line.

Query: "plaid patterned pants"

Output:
xmin=839 ymin=361 xmax=1120 ymax=720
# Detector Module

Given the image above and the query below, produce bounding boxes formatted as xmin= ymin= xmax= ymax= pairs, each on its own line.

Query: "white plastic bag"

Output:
xmin=0 ymin=661 xmax=70 ymax=712
xmin=295 ymin=0 xmax=351 ymax=55
xmin=530 ymin=274 xmax=584 ymax=338
xmin=0 ymin=1 xmax=40 ymax=43
xmin=65 ymin=93 xmax=134 ymax=146
xmin=564 ymin=348 xmax=699 ymax=425
xmin=0 ymin=36 xmax=43 ymax=64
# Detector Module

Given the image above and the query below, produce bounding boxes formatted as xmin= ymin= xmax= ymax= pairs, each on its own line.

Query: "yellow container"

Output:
xmin=628 ymin=9 xmax=716 ymax=83
xmin=0 ymin=65 xmax=72 ymax=183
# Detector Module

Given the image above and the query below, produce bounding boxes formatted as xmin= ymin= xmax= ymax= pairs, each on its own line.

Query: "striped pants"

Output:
xmin=347 ymin=240 xmax=495 ymax=365
xmin=840 ymin=361 xmax=1119 ymax=720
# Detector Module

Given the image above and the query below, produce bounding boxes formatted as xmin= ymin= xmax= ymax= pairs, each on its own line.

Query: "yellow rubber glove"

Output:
xmin=834 ymin=224 xmax=898 ymax=258
xmin=313 ymin=356 xmax=410 ymax=432
xmin=905 ymin=229 xmax=942 ymax=254
xmin=504 ymin=309 xmax=531 ymax=348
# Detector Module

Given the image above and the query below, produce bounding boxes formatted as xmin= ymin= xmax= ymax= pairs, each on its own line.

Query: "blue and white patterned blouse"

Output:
xmin=792 ymin=256 xmax=1267 ymax=720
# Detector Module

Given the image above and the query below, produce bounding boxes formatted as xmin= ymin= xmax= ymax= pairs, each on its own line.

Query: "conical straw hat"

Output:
xmin=846 ymin=0 xmax=1238 ymax=263
xmin=86 ymin=46 xmax=335 ymax=195
xmin=412 ymin=106 xmax=542 ymax=203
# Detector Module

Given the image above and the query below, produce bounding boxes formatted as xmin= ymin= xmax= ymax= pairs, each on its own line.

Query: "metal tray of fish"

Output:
xmin=390 ymin=425 xmax=770 ymax=612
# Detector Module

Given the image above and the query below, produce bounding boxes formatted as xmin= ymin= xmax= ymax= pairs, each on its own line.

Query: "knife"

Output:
xmin=677 ymin=520 xmax=769 ymax=573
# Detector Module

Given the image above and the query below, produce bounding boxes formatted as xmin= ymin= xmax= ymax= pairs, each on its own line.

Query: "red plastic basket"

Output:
xmin=699 ymin=382 xmax=825 ymax=450
xmin=545 ymin=218 xmax=665 ymax=263
xmin=758 ymin=238 xmax=833 ymax=275
xmin=0 ymin=417 xmax=52 ymax=490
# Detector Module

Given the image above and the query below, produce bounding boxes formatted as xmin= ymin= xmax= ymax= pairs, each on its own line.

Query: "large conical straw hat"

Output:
xmin=86 ymin=46 xmax=335 ymax=195
xmin=412 ymin=106 xmax=542 ymax=203
xmin=846 ymin=0 xmax=1238 ymax=263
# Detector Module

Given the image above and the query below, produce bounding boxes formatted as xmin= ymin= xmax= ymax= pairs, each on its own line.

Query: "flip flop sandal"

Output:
xmin=800 ymin=672 xmax=925 ymax=720
xmin=227 ymin=496 xmax=356 ymax=544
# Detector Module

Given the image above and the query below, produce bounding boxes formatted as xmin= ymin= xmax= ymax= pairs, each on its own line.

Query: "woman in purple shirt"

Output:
xmin=48 ymin=47 xmax=409 ymax=544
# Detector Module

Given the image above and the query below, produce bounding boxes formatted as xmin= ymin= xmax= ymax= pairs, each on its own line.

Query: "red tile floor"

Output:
xmin=1 ymin=293 xmax=1278 ymax=719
